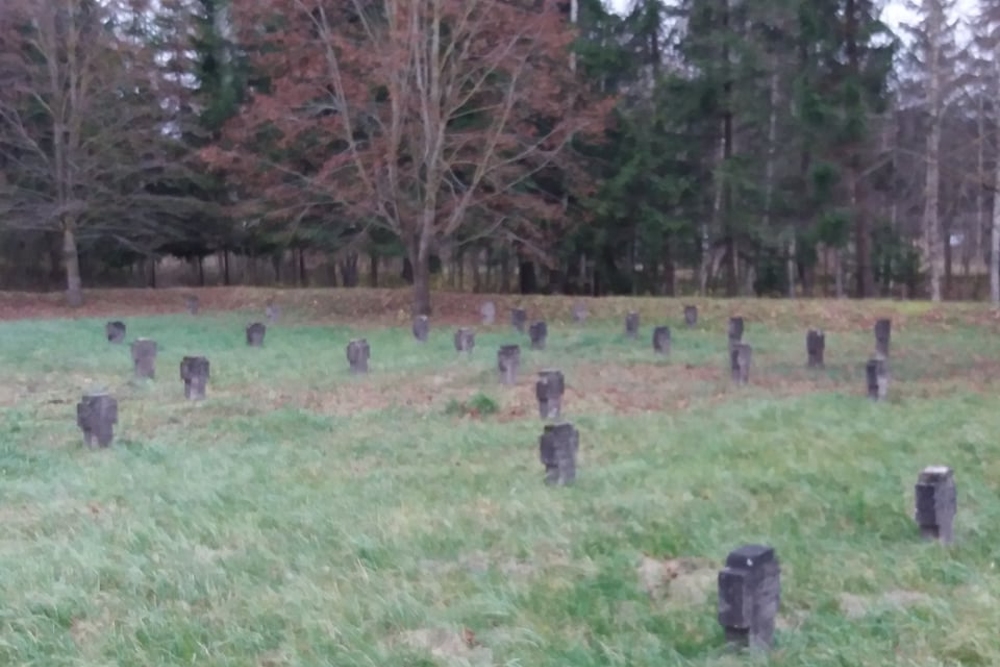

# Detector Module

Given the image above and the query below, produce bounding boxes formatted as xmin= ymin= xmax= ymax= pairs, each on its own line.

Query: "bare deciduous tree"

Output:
xmin=207 ymin=0 xmax=611 ymax=315
xmin=903 ymin=0 xmax=960 ymax=301
xmin=0 ymin=0 xmax=203 ymax=305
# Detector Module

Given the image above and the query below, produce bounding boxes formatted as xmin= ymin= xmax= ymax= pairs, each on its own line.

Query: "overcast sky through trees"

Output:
xmin=605 ymin=0 xmax=976 ymax=41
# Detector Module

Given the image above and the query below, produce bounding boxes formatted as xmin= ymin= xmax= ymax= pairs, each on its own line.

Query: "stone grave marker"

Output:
xmin=106 ymin=321 xmax=126 ymax=344
xmin=535 ymin=369 xmax=565 ymax=419
xmin=625 ymin=311 xmax=640 ymax=338
xmin=413 ymin=315 xmax=430 ymax=342
xmin=185 ymin=294 xmax=200 ymax=315
xmin=731 ymin=343 xmax=752 ymax=385
xmin=180 ymin=356 xmax=210 ymax=400
xmin=497 ymin=344 xmax=520 ymax=385
xmin=572 ymin=302 xmax=588 ymax=323
xmin=914 ymin=465 xmax=956 ymax=544
xmin=652 ymin=326 xmax=671 ymax=354
xmin=866 ymin=358 xmax=888 ymax=400
xmin=717 ymin=544 xmax=781 ymax=650
xmin=347 ymin=339 xmax=370 ymax=374
xmin=728 ymin=317 xmax=744 ymax=351
xmin=529 ymin=321 xmax=548 ymax=350
xmin=454 ymin=327 xmax=475 ymax=353
xmin=806 ymin=329 xmax=825 ymax=368
xmin=76 ymin=391 xmax=118 ymax=448
xmin=684 ymin=305 xmax=698 ymax=327
xmin=246 ymin=322 xmax=267 ymax=347
xmin=265 ymin=301 xmax=281 ymax=323
xmin=511 ymin=308 xmax=527 ymax=333
xmin=131 ymin=338 xmax=157 ymax=379
xmin=874 ymin=318 xmax=891 ymax=359
xmin=539 ymin=422 xmax=578 ymax=486
xmin=481 ymin=301 xmax=496 ymax=325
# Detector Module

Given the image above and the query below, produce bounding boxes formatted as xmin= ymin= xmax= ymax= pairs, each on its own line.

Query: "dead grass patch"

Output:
xmin=420 ymin=542 xmax=598 ymax=583
xmin=637 ymin=554 xmax=718 ymax=606
xmin=5 ymin=286 xmax=1000 ymax=334
xmin=298 ymin=373 xmax=475 ymax=417
xmin=70 ymin=607 xmax=114 ymax=648
xmin=838 ymin=590 xmax=934 ymax=619
xmin=395 ymin=627 xmax=492 ymax=666
xmin=214 ymin=353 xmax=1000 ymax=422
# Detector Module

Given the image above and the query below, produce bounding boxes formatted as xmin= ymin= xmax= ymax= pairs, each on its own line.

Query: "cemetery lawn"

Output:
xmin=3 ymin=288 xmax=1000 ymax=667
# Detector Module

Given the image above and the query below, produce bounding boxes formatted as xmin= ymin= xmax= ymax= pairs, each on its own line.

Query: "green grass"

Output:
xmin=2 ymin=304 xmax=1000 ymax=666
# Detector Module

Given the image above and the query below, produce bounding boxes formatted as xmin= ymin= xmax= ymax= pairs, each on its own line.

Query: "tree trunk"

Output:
xmin=500 ymin=247 xmax=510 ymax=292
xmin=924 ymin=32 xmax=944 ymax=302
xmin=704 ymin=133 xmax=725 ymax=296
xmin=943 ymin=216 xmax=952 ymax=299
xmin=482 ymin=249 xmax=490 ymax=290
xmin=272 ymin=253 xmax=281 ymax=284
xmin=63 ymin=226 xmax=83 ymax=306
xmin=327 ymin=256 xmax=338 ymax=287
xmin=411 ymin=249 xmax=432 ymax=316
xmin=663 ymin=237 xmax=675 ymax=296
xmin=835 ymin=248 xmax=844 ymax=298
xmin=846 ymin=0 xmax=874 ymax=298
xmin=977 ymin=94 xmax=986 ymax=274
xmin=473 ymin=247 xmax=482 ymax=292
xmin=519 ymin=260 xmax=538 ymax=294
xmin=992 ymin=142 xmax=1000 ymax=303
xmin=786 ymin=237 xmax=797 ymax=298
xmin=48 ymin=233 xmax=63 ymax=289
xmin=341 ymin=253 xmax=360 ymax=287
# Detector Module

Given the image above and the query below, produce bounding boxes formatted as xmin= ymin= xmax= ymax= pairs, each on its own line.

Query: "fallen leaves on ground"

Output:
xmin=4 ymin=286 xmax=1000 ymax=333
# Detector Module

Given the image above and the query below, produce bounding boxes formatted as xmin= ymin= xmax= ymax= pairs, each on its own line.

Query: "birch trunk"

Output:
xmin=924 ymin=39 xmax=944 ymax=302
xmin=760 ymin=65 xmax=790 ymax=297
xmin=992 ymin=97 xmax=1000 ymax=303
xmin=701 ymin=131 xmax=726 ymax=295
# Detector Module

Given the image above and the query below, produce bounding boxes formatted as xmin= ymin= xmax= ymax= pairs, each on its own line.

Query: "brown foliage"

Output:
xmin=204 ymin=0 xmax=614 ymax=313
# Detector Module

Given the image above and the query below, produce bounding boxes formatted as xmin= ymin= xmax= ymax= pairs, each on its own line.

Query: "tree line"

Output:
xmin=0 ymin=0 xmax=997 ymax=313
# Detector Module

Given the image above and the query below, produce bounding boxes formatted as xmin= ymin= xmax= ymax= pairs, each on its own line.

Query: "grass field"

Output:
xmin=2 ymin=288 xmax=1000 ymax=666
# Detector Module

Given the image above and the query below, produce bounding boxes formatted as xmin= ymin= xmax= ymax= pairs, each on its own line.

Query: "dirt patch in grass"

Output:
xmin=70 ymin=609 xmax=113 ymax=647
xmin=487 ymin=362 xmax=726 ymax=420
xmin=395 ymin=627 xmax=492 ymax=666
xmin=420 ymin=543 xmax=599 ymax=584
xmin=238 ymin=353 xmax=1000 ymax=421
xmin=297 ymin=371 xmax=478 ymax=417
xmin=637 ymin=555 xmax=718 ymax=605
xmin=838 ymin=590 xmax=934 ymax=619
xmin=0 ymin=504 xmax=44 ymax=528
xmin=512 ymin=361 xmax=841 ymax=418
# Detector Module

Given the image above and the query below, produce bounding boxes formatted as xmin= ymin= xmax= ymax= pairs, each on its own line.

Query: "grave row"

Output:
xmin=81 ymin=299 xmax=946 ymax=653
xmin=87 ymin=304 xmax=897 ymax=448
xmin=158 ymin=295 xmax=895 ymax=400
